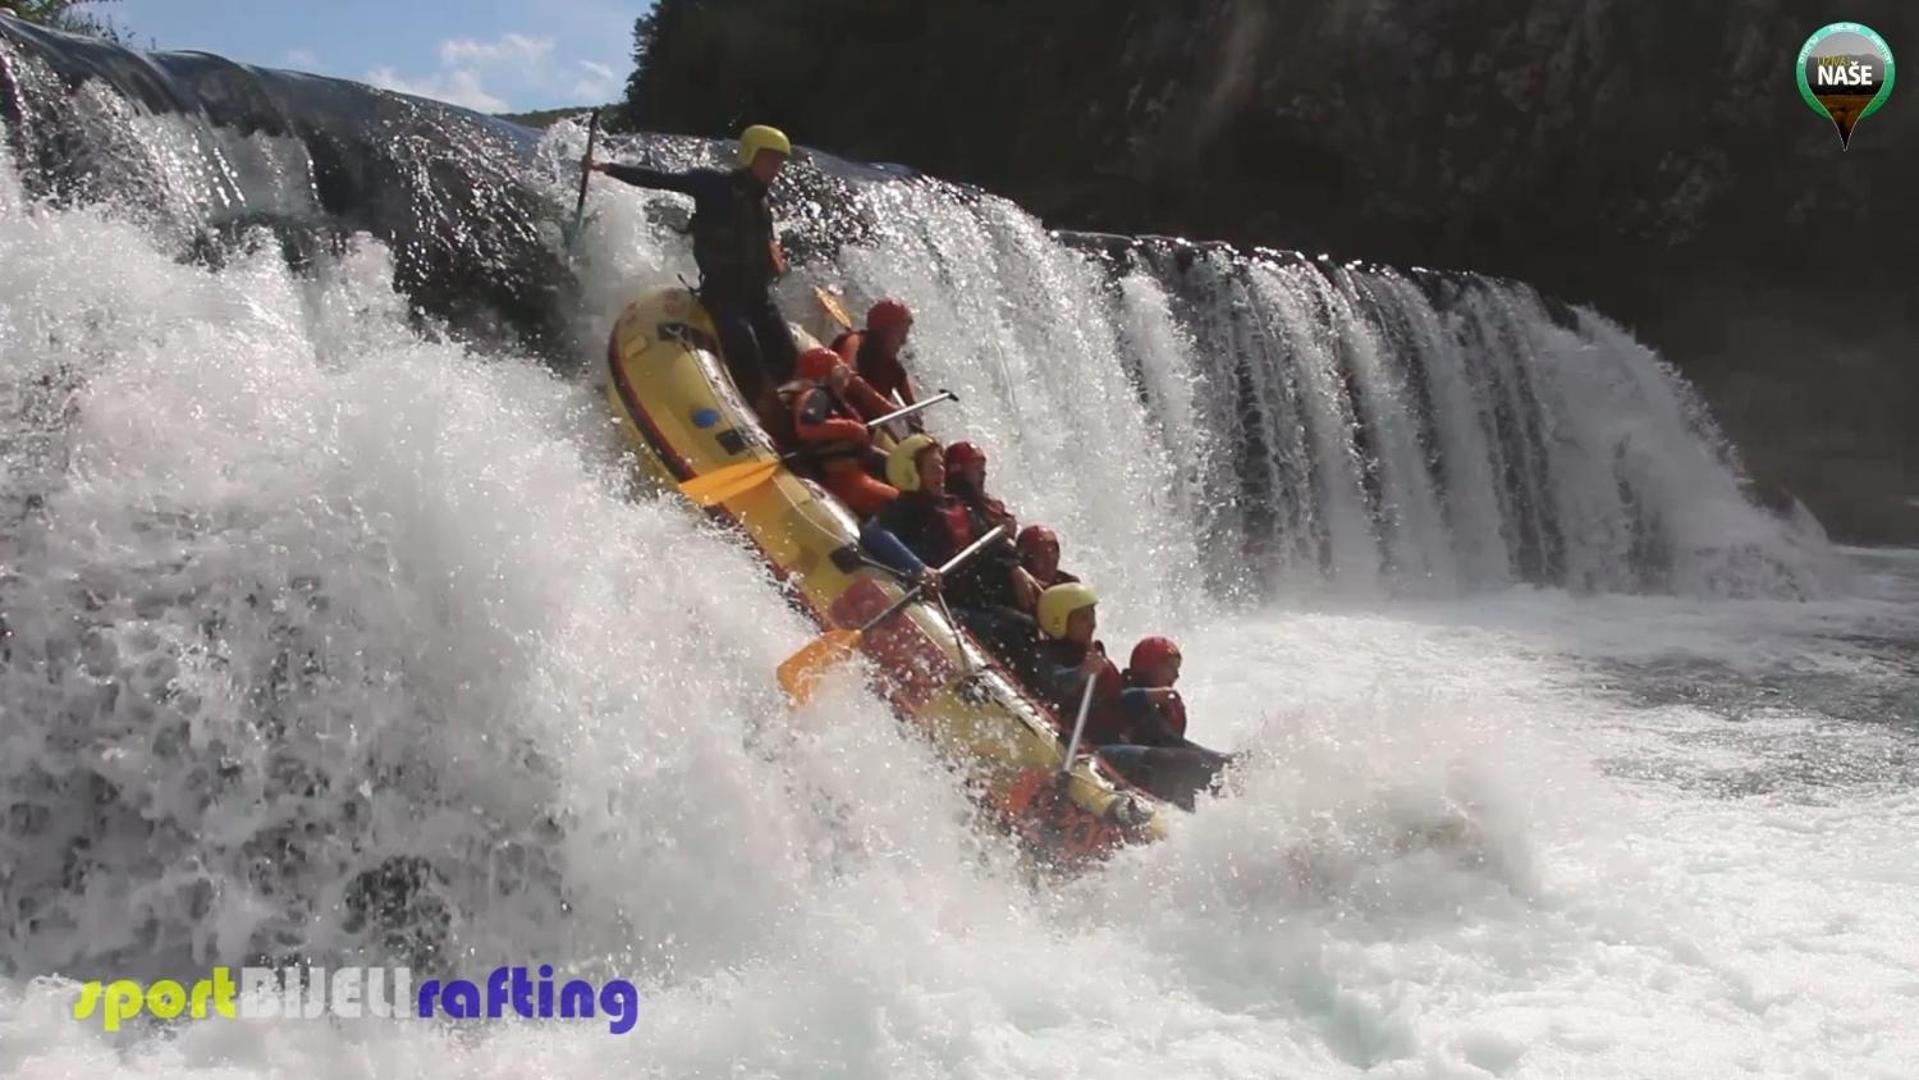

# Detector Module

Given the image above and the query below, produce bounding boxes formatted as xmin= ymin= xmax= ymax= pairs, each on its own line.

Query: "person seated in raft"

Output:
xmin=764 ymin=345 xmax=895 ymax=455
xmin=1033 ymin=585 xmax=1234 ymax=810
xmin=1032 ymin=581 xmax=1128 ymax=734
xmin=1113 ymin=635 xmax=1236 ymax=810
xmin=1005 ymin=529 xmax=1082 ymax=671
xmin=1014 ymin=525 xmax=1080 ymax=595
xmin=833 ymin=299 xmax=923 ymax=435
xmin=1118 ymin=637 xmax=1228 ymax=754
xmin=783 ymin=347 xmax=901 ymax=518
xmin=943 ymin=441 xmax=1018 ymax=537
xmin=589 ymin=123 xmax=798 ymax=416
xmin=859 ymin=435 xmax=1045 ymax=666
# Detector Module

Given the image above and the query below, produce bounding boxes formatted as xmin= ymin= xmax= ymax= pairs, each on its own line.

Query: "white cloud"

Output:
xmin=440 ymin=33 xmax=555 ymax=69
xmin=365 ymin=65 xmax=507 ymax=113
xmin=571 ymin=60 xmax=620 ymax=103
xmin=284 ymin=48 xmax=320 ymax=70
xmin=366 ymin=30 xmax=621 ymax=113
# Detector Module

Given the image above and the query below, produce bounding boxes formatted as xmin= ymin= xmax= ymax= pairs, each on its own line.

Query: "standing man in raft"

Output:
xmin=590 ymin=124 xmax=798 ymax=413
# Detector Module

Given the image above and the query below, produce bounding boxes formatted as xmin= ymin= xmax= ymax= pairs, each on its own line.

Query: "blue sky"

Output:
xmin=109 ymin=0 xmax=654 ymax=112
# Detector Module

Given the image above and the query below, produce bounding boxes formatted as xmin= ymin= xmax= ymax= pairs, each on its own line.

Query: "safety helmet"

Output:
xmin=1016 ymin=524 xmax=1059 ymax=558
xmin=867 ymin=298 xmax=912 ymax=335
xmin=1129 ymin=636 xmax=1181 ymax=674
xmin=885 ymin=433 xmax=941 ymax=492
xmin=945 ymin=440 xmax=986 ymax=470
xmin=737 ymin=124 xmax=792 ymax=166
xmin=796 ymin=346 xmax=842 ymax=383
xmin=1037 ymin=582 xmax=1098 ymax=640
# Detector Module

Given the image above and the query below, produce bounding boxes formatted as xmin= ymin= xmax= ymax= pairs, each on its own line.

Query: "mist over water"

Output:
xmin=4 ymin=33 xmax=1916 ymax=1079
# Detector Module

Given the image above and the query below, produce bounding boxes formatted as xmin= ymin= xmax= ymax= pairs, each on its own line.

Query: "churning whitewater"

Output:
xmin=3 ymin=36 xmax=1917 ymax=1079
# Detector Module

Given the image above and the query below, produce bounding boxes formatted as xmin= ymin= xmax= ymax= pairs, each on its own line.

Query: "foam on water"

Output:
xmin=0 ymin=143 xmax=1015 ymax=1011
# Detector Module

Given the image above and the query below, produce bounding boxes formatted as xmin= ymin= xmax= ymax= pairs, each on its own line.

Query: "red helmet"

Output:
xmin=1016 ymin=524 xmax=1058 ymax=557
xmin=796 ymin=346 xmax=842 ymax=383
xmin=867 ymin=299 xmax=912 ymax=335
xmin=945 ymin=440 xmax=986 ymax=470
xmin=1129 ymin=635 xmax=1181 ymax=674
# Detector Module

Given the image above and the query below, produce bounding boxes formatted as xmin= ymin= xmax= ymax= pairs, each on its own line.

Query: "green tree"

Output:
xmin=608 ymin=0 xmax=1130 ymax=192
xmin=627 ymin=0 xmax=697 ymax=103
xmin=7 ymin=0 xmax=125 ymax=41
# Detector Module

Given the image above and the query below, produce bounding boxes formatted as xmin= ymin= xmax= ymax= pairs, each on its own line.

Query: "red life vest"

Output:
xmin=782 ymin=383 xmax=866 ymax=460
xmin=934 ymin=496 xmax=976 ymax=551
xmin=951 ymin=477 xmax=1016 ymax=535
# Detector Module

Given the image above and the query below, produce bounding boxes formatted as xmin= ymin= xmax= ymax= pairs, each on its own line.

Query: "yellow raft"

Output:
xmin=602 ymin=286 xmax=1167 ymax=862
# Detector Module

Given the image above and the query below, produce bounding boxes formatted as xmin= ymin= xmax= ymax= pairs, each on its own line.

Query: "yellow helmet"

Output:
xmin=886 ymin=434 xmax=940 ymax=492
xmin=738 ymin=124 xmax=791 ymax=166
xmin=1037 ymin=582 xmax=1098 ymax=639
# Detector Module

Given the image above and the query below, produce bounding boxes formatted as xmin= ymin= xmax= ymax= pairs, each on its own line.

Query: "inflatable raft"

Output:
xmin=602 ymin=286 xmax=1167 ymax=863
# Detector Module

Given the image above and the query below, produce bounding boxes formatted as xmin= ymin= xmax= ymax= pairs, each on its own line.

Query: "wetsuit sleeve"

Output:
xmin=598 ymin=163 xmax=719 ymax=198
xmin=793 ymin=389 xmax=867 ymax=446
xmin=860 ymin=519 xmax=926 ymax=577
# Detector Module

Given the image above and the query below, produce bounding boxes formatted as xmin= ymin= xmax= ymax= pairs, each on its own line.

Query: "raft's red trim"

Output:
xmin=608 ymin=327 xmax=695 ymax=483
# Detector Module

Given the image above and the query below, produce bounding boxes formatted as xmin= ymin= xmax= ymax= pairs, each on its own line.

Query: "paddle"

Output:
xmin=778 ymin=524 xmax=1008 ymax=704
xmin=676 ymin=390 xmax=956 ymax=507
xmin=1059 ymin=659 xmax=1102 ymax=775
xmin=565 ymin=109 xmax=602 ymax=251
xmin=814 ymin=285 xmax=854 ymax=333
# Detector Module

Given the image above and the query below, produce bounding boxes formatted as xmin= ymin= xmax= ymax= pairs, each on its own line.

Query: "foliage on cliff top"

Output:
xmin=617 ymin=0 xmax=1131 ymax=187
xmin=6 ymin=0 xmax=124 ymax=41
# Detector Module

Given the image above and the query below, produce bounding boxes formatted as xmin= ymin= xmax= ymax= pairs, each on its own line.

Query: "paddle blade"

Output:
xmin=813 ymin=286 xmax=853 ymax=332
xmin=678 ymin=458 xmax=779 ymax=506
xmin=778 ymin=629 xmax=863 ymax=705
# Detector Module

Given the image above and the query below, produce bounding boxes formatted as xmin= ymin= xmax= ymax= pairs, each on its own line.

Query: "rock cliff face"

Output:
xmin=626 ymin=0 xmax=1917 ymax=542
